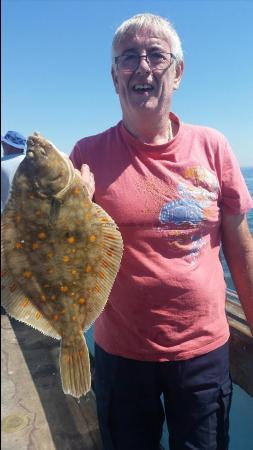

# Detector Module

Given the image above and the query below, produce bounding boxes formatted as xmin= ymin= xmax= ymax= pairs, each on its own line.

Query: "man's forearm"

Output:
xmin=222 ymin=220 xmax=253 ymax=335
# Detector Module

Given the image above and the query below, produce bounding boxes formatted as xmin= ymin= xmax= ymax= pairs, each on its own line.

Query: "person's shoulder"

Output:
xmin=75 ymin=123 xmax=120 ymax=150
xmin=182 ymin=122 xmax=228 ymax=145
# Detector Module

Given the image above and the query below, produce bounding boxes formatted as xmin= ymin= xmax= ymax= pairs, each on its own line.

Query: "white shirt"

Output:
xmin=1 ymin=153 xmax=25 ymax=213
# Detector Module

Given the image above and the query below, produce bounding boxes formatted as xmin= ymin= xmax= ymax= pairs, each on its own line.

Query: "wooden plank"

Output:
xmin=226 ymin=298 xmax=247 ymax=323
xmin=1 ymin=315 xmax=102 ymax=450
xmin=225 ymin=292 xmax=253 ymax=397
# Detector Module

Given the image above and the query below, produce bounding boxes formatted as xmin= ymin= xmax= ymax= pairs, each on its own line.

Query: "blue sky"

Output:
xmin=2 ymin=0 xmax=253 ymax=165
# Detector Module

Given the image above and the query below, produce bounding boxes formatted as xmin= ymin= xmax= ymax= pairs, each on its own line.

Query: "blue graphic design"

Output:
xmin=159 ymin=198 xmax=203 ymax=225
xmin=157 ymin=167 xmax=220 ymax=264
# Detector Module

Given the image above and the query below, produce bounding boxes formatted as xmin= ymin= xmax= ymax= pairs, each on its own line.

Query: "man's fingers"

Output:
xmin=80 ymin=164 xmax=95 ymax=199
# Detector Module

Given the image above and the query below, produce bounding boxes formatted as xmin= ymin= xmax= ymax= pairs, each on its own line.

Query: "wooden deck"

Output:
xmin=1 ymin=314 xmax=102 ymax=450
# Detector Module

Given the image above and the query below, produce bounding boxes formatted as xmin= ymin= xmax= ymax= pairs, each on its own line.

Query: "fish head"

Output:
xmin=25 ymin=133 xmax=72 ymax=198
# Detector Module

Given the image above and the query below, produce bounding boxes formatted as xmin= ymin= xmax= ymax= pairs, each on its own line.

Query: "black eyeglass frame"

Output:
xmin=114 ymin=52 xmax=177 ymax=72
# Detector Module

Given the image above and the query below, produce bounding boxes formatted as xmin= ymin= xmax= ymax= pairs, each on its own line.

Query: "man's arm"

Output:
xmin=221 ymin=212 xmax=253 ymax=335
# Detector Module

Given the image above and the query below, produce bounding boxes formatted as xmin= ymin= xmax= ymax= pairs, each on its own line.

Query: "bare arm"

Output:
xmin=221 ymin=213 xmax=253 ymax=335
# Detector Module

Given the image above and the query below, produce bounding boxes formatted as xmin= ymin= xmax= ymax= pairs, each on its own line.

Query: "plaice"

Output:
xmin=1 ymin=132 xmax=123 ymax=398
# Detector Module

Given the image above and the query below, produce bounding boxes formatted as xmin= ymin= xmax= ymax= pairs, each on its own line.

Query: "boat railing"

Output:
xmin=225 ymin=288 xmax=252 ymax=337
xmin=225 ymin=287 xmax=253 ymax=397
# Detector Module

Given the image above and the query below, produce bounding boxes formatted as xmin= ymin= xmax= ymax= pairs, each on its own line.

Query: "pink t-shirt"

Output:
xmin=70 ymin=113 xmax=253 ymax=361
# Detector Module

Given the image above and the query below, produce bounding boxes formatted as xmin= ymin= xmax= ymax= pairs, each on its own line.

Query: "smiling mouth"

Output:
xmin=132 ymin=84 xmax=154 ymax=93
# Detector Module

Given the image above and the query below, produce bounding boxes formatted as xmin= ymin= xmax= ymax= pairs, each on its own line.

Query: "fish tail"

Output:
xmin=59 ymin=334 xmax=91 ymax=398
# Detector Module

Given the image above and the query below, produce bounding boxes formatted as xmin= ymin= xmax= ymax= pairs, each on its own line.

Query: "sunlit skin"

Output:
xmin=111 ymin=29 xmax=184 ymax=145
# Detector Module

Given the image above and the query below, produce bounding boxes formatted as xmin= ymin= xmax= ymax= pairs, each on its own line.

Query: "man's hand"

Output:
xmin=79 ymin=164 xmax=95 ymax=200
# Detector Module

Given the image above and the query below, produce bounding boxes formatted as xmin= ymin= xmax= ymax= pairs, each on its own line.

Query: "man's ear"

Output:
xmin=173 ymin=60 xmax=184 ymax=90
xmin=111 ymin=66 xmax=119 ymax=94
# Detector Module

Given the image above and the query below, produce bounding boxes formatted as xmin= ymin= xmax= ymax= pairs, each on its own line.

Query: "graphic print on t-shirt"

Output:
xmin=158 ymin=166 xmax=220 ymax=264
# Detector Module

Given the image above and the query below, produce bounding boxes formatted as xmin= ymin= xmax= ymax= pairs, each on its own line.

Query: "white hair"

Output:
xmin=112 ymin=13 xmax=183 ymax=63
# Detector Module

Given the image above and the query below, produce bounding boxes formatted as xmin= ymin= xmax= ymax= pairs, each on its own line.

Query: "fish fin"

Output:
xmin=1 ymin=217 xmax=60 ymax=339
xmin=1 ymin=263 xmax=60 ymax=340
xmin=83 ymin=204 xmax=123 ymax=331
xmin=60 ymin=335 xmax=91 ymax=398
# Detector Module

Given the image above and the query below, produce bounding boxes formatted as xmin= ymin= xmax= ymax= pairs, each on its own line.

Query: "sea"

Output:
xmin=221 ymin=167 xmax=253 ymax=291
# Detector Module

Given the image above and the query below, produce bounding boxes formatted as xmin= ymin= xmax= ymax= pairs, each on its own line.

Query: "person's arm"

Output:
xmin=221 ymin=212 xmax=253 ymax=335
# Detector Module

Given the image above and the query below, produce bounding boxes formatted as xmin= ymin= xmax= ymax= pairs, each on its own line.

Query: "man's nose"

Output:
xmin=136 ymin=55 xmax=151 ymax=73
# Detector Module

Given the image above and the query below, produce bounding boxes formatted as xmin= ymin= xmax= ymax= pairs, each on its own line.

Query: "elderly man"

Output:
xmin=70 ymin=13 xmax=253 ymax=450
xmin=1 ymin=130 xmax=27 ymax=212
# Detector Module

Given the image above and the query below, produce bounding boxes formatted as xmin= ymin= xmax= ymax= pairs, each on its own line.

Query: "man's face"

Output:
xmin=112 ymin=29 xmax=183 ymax=120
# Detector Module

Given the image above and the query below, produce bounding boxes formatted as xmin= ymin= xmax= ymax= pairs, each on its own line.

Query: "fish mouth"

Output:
xmin=27 ymin=150 xmax=35 ymax=159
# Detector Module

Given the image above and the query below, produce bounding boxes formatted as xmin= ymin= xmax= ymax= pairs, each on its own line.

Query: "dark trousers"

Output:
xmin=94 ymin=342 xmax=232 ymax=450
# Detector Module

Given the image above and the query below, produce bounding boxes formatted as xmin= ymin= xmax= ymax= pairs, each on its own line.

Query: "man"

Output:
xmin=1 ymin=130 xmax=27 ymax=212
xmin=70 ymin=14 xmax=253 ymax=450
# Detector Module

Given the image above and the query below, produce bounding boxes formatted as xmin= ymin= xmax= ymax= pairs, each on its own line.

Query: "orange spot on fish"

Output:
xmin=85 ymin=264 xmax=92 ymax=273
xmin=95 ymin=285 xmax=101 ymax=293
xmin=23 ymin=270 xmax=32 ymax=279
xmin=60 ymin=286 xmax=69 ymax=293
xmin=73 ymin=187 xmax=81 ymax=195
xmin=22 ymin=298 xmax=30 ymax=307
xmin=72 ymin=316 xmax=77 ymax=321
xmin=100 ymin=217 xmax=109 ymax=222
xmin=98 ymin=271 xmax=105 ymax=279
xmin=67 ymin=236 xmax=76 ymax=244
xmin=63 ymin=255 xmax=70 ymax=263
xmin=53 ymin=315 xmax=59 ymax=321
xmin=107 ymin=250 xmax=113 ymax=257
xmin=102 ymin=260 xmax=110 ymax=268
xmin=51 ymin=295 xmax=57 ymax=301
xmin=32 ymin=242 xmax=40 ymax=250
xmin=89 ymin=234 xmax=97 ymax=242
xmin=9 ymin=283 xmax=17 ymax=293
xmin=35 ymin=312 xmax=42 ymax=320
xmin=15 ymin=214 xmax=21 ymax=224
xmin=40 ymin=295 xmax=46 ymax=302
xmin=15 ymin=242 xmax=23 ymax=249
xmin=38 ymin=232 xmax=46 ymax=240
xmin=78 ymin=297 xmax=86 ymax=305
xmin=106 ymin=234 xmax=115 ymax=240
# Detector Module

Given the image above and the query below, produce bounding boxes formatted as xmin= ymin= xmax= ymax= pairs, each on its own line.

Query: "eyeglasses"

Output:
xmin=115 ymin=51 xmax=177 ymax=72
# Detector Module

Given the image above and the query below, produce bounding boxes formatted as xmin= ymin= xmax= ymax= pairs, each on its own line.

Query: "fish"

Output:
xmin=1 ymin=132 xmax=123 ymax=398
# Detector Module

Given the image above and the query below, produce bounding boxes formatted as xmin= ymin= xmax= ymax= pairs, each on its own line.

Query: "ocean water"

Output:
xmin=221 ymin=167 xmax=253 ymax=291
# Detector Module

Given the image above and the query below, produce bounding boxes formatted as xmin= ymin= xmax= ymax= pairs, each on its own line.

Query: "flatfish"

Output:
xmin=1 ymin=133 xmax=123 ymax=398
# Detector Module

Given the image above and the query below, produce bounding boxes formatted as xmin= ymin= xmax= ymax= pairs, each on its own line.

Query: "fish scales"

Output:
xmin=1 ymin=132 xmax=123 ymax=398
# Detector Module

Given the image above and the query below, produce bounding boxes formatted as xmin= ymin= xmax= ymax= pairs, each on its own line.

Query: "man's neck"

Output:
xmin=123 ymin=113 xmax=174 ymax=145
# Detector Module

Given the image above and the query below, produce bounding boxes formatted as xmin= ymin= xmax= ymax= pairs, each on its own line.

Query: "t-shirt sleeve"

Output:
xmin=69 ymin=142 xmax=85 ymax=170
xmin=220 ymin=140 xmax=253 ymax=215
